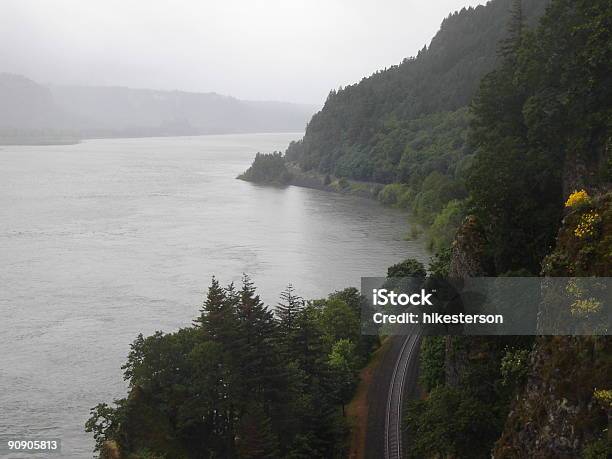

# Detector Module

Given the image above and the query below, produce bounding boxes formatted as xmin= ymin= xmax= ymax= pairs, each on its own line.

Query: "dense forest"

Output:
xmin=86 ymin=277 xmax=380 ymax=458
xmin=91 ymin=0 xmax=611 ymax=457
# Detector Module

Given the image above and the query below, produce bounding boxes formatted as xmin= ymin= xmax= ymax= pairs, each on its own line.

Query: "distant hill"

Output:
xmin=0 ymin=73 xmax=316 ymax=144
xmin=49 ymin=85 xmax=317 ymax=137
xmin=0 ymin=73 xmax=74 ymax=129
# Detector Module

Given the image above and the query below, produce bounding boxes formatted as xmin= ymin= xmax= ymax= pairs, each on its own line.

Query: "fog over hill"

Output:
xmin=0 ymin=73 xmax=317 ymax=144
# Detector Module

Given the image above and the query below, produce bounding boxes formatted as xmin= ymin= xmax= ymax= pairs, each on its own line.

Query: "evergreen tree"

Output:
xmin=194 ymin=276 xmax=227 ymax=334
xmin=237 ymin=403 xmax=280 ymax=459
xmin=499 ymin=0 xmax=525 ymax=58
xmin=276 ymin=284 xmax=304 ymax=337
xmin=235 ymin=276 xmax=292 ymax=447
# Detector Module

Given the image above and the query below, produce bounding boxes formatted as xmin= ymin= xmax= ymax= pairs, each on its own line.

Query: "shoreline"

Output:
xmin=284 ymin=163 xmax=384 ymax=200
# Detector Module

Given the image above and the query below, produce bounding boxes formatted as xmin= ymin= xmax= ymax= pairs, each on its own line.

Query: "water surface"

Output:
xmin=0 ymin=133 xmax=428 ymax=457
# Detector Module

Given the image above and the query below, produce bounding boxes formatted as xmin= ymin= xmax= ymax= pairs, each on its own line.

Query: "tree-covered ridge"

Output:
xmin=86 ymin=276 xmax=378 ymax=458
xmin=285 ymin=0 xmax=547 ymax=177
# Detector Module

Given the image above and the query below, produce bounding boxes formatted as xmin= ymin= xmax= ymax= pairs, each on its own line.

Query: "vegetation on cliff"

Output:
xmin=404 ymin=0 xmax=611 ymax=457
xmin=467 ymin=0 xmax=612 ymax=274
xmin=495 ymin=192 xmax=611 ymax=458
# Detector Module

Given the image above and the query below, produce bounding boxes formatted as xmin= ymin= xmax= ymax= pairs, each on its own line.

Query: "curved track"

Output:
xmin=364 ymin=332 xmax=421 ymax=459
xmin=384 ymin=334 xmax=420 ymax=459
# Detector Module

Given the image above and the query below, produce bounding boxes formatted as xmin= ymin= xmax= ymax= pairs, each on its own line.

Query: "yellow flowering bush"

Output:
xmin=565 ymin=189 xmax=590 ymax=208
xmin=570 ymin=297 xmax=602 ymax=317
xmin=574 ymin=211 xmax=600 ymax=238
xmin=566 ymin=278 xmax=602 ymax=317
xmin=593 ymin=389 xmax=612 ymax=408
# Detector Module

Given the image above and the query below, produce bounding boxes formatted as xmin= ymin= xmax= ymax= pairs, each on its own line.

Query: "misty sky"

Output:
xmin=1 ymin=0 xmax=487 ymax=105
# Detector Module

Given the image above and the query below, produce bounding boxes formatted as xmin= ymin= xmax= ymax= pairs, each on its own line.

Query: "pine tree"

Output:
xmin=234 ymin=275 xmax=285 ymax=403
xmin=276 ymin=284 xmax=304 ymax=340
xmin=236 ymin=402 xmax=280 ymax=459
xmin=193 ymin=278 xmax=244 ymax=455
xmin=236 ymin=274 xmax=277 ymax=355
xmin=194 ymin=276 xmax=226 ymax=334
xmin=499 ymin=0 xmax=524 ymax=58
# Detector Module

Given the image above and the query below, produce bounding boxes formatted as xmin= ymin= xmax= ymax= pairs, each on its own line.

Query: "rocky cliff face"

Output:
xmin=444 ymin=216 xmax=496 ymax=388
xmin=444 ymin=189 xmax=611 ymax=457
xmin=495 ymin=335 xmax=610 ymax=458
xmin=494 ymin=192 xmax=611 ymax=458
xmin=448 ymin=215 xmax=492 ymax=279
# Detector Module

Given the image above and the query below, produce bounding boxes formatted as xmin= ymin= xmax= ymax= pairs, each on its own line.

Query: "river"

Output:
xmin=0 ymin=133 xmax=428 ymax=457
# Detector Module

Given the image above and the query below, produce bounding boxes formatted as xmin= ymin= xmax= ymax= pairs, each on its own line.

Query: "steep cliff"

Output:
xmin=494 ymin=192 xmax=612 ymax=458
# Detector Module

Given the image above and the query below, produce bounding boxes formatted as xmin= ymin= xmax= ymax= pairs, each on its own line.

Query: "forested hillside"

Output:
xmin=286 ymin=0 xmax=546 ymax=176
xmin=0 ymin=73 xmax=81 ymax=144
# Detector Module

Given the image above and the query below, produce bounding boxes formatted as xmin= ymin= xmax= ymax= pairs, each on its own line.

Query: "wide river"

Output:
xmin=0 ymin=133 xmax=428 ymax=457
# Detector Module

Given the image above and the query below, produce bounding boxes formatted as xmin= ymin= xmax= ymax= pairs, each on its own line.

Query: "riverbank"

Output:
xmin=285 ymin=164 xmax=429 ymax=243
xmin=284 ymin=163 xmax=384 ymax=200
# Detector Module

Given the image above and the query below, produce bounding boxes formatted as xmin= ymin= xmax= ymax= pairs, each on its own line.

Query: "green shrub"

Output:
xmin=404 ymin=386 xmax=500 ymax=459
xmin=428 ymin=249 xmax=452 ymax=277
xmin=429 ymin=199 xmax=465 ymax=252
xmin=377 ymin=183 xmax=413 ymax=207
xmin=387 ymin=258 xmax=426 ymax=278
xmin=500 ymin=348 xmax=530 ymax=388
xmin=412 ymin=172 xmax=466 ymax=224
xmin=397 ymin=187 xmax=415 ymax=208
xmin=582 ymin=438 xmax=612 ymax=459
xmin=419 ymin=337 xmax=446 ymax=391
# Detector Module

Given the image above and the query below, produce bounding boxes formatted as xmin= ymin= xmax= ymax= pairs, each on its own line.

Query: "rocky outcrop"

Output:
xmin=445 ymin=216 xmax=494 ymax=388
xmin=495 ymin=192 xmax=612 ymax=458
xmin=495 ymin=336 xmax=610 ymax=458
xmin=448 ymin=215 xmax=492 ymax=278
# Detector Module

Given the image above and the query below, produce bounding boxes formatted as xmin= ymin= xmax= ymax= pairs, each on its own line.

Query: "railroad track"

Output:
xmin=384 ymin=333 xmax=420 ymax=459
